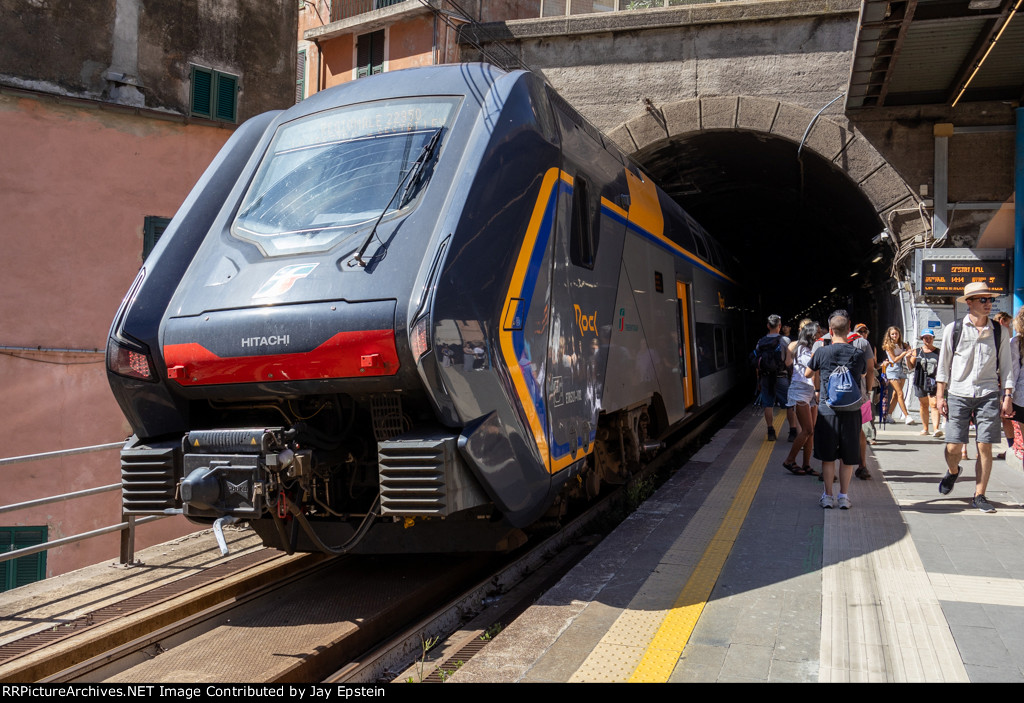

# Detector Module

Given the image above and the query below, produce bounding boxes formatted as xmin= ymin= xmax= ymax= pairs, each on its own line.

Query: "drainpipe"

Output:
xmin=311 ymin=38 xmax=323 ymax=94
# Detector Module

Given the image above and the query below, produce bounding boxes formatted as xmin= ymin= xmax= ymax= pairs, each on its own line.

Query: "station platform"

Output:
xmin=454 ymin=406 xmax=1024 ymax=683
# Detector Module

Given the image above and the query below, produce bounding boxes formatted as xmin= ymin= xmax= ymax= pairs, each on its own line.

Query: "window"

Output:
xmin=570 ymin=175 xmax=599 ymax=269
xmin=296 ymin=49 xmax=306 ymax=103
xmin=356 ymin=30 xmax=385 ymax=78
xmin=1 ymin=526 xmax=47 ymax=592
xmin=144 ymin=216 xmax=171 ymax=260
xmin=232 ymin=97 xmax=459 ymax=257
xmin=190 ymin=65 xmax=239 ymax=123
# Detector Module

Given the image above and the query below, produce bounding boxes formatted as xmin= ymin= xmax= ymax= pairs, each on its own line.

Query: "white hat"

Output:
xmin=957 ymin=281 xmax=996 ymax=303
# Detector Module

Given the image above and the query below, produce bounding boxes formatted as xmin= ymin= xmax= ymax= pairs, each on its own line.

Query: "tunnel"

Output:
xmin=631 ymin=128 xmax=896 ymax=339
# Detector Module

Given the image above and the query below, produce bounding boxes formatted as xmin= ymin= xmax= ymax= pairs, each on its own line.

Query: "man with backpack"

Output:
xmin=935 ymin=282 xmax=1014 ymax=513
xmin=807 ymin=312 xmax=868 ymax=509
xmin=753 ymin=314 xmax=793 ymax=441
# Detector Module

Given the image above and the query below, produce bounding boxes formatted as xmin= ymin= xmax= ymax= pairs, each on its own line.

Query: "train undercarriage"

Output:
xmin=122 ymin=392 xmax=665 ymax=556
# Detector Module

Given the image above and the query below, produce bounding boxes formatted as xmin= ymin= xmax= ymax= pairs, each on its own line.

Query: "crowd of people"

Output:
xmin=751 ymin=281 xmax=1024 ymax=513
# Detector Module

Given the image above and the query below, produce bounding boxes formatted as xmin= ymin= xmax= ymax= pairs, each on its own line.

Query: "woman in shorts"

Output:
xmin=907 ymin=331 xmax=941 ymax=436
xmin=882 ymin=326 xmax=914 ymax=425
xmin=783 ymin=322 xmax=819 ymax=475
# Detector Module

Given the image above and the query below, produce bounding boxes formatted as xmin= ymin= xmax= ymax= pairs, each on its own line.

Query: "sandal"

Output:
xmin=803 ymin=465 xmax=820 ymax=477
xmin=784 ymin=462 xmax=809 ymax=475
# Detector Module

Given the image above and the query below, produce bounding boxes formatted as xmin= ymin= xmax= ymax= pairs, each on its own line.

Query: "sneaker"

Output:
xmin=939 ymin=466 xmax=961 ymax=495
xmin=933 ymin=428 xmax=944 ymax=438
xmin=767 ymin=427 xmax=776 ymax=442
xmin=905 ymin=416 xmax=915 ymax=425
xmin=855 ymin=466 xmax=871 ymax=480
xmin=820 ymin=494 xmax=835 ymax=509
xmin=971 ymin=494 xmax=996 ymax=513
xmin=837 ymin=495 xmax=852 ymax=510
xmin=788 ymin=427 xmax=797 ymax=442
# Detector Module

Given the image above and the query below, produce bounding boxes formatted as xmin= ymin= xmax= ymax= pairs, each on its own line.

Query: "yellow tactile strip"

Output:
xmin=568 ymin=414 xmax=783 ymax=682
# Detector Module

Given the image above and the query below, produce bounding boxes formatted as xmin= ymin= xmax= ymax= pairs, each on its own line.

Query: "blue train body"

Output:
xmin=106 ymin=64 xmax=746 ymax=554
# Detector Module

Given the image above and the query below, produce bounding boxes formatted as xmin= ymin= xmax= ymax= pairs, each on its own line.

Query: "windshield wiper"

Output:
xmin=351 ymin=128 xmax=444 ymax=268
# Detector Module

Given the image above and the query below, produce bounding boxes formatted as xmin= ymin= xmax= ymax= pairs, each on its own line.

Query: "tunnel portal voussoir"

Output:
xmin=614 ymin=95 xmax=924 ymax=242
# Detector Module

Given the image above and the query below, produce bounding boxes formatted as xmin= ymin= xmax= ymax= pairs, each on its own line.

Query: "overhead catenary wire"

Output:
xmin=415 ymin=0 xmax=532 ymax=73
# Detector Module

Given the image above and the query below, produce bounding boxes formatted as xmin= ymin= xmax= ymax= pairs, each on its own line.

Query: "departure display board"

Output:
xmin=921 ymin=259 xmax=1009 ymax=296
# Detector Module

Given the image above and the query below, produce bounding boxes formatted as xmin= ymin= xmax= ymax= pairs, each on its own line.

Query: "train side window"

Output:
xmin=714 ymin=326 xmax=726 ymax=368
xmin=691 ymin=229 xmax=710 ymax=261
xmin=570 ymin=175 xmax=599 ymax=269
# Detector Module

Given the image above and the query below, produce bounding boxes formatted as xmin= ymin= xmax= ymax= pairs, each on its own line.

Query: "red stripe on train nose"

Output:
xmin=163 ymin=329 xmax=399 ymax=385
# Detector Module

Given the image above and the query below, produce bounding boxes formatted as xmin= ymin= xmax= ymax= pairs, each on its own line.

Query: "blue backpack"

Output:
xmin=825 ymin=347 xmax=862 ymax=411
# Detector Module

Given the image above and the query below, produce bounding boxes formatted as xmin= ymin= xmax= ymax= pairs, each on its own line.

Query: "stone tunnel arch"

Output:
xmin=605 ymin=95 xmax=929 ymax=323
xmin=610 ymin=95 xmax=927 ymax=244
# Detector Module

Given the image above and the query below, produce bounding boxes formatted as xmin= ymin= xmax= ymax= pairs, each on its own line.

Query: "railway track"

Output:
xmin=2 ymin=398 xmax=739 ymax=684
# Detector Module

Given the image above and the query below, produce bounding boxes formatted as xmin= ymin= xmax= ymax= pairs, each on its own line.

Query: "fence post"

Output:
xmin=119 ymin=513 xmax=136 ymax=565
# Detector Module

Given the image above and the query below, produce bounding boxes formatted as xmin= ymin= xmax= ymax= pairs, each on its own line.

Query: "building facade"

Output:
xmin=298 ymin=0 xmax=537 ymax=97
xmin=0 ymin=0 xmax=297 ymax=584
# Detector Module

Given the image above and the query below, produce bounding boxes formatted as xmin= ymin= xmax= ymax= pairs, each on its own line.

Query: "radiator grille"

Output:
xmin=121 ymin=441 xmax=181 ymax=514
xmin=378 ymin=438 xmax=449 ymax=516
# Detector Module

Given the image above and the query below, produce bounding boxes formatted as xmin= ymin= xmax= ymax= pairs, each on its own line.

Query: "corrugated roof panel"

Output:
xmin=886 ymin=20 xmax=989 ymax=94
xmin=967 ymin=21 xmax=1024 ymax=89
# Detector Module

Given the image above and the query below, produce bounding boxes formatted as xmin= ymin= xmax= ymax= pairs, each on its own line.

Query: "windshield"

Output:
xmin=232 ymin=96 xmax=460 ymax=257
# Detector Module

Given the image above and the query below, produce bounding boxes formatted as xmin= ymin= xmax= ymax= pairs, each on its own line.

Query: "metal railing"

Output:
xmin=1 ymin=441 xmax=166 ymax=569
xmin=324 ymin=0 xmax=747 ymax=26
xmin=540 ymin=0 xmax=747 ymax=15
xmin=331 ymin=0 xmax=407 ymax=22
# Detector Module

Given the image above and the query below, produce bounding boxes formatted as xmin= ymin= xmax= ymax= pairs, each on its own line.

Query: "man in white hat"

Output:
xmin=935 ymin=281 xmax=1014 ymax=512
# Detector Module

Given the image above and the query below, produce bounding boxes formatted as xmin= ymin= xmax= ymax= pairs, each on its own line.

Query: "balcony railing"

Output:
xmin=327 ymin=0 xmax=742 ymax=25
xmin=541 ymin=0 xmax=737 ymax=15
xmin=331 ymin=0 xmax=408 ymax=22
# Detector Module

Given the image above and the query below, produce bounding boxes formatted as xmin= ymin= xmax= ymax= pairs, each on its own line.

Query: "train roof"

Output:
xmin=283 ymin=63 xmax=513 ymax=122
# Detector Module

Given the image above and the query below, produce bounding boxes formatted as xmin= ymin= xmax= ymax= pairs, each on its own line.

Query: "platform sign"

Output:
xmin=921 ymin=259 xmax=1009 ymax=296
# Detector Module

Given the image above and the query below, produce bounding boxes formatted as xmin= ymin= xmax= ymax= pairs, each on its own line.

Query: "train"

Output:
xmin=106 ymin=63 xmax=747 ymax=555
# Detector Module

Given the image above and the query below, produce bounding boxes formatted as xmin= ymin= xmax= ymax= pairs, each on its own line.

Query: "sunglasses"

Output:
xmin=969 ymin=297 xmax=995 ymax=304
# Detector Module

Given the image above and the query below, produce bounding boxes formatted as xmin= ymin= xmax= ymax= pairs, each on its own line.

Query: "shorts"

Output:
xmin=813 ymin=410 xmax=862 ymax=465
xmin=945 ymin=394 xmax=1002 ymax=445
xmin=787 ymin=380 xmax=814 ymax=407
xmin=887 ymin=364 xmax=907 ymax=380
xmin=760 ymin=374 xmax=790 ymax=408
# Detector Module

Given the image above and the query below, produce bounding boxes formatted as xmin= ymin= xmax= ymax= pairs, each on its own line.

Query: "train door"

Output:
xmin=545 ymin=172 xmax=601 ymax=473
xmin=676 ymin=280 xmax=698 ymax=409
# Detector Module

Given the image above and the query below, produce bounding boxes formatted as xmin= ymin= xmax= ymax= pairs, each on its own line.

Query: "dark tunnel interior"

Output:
xmin=634 ymin=130 xmax=895 ymax=336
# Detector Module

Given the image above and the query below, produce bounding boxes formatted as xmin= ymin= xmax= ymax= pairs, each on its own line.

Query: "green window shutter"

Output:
xmin=215 ymin=72 xmax=238 ymax=123
xmin=144 ymin=216 xmax=172 ymax=260
xmin=1 ymin=526 xmax=48 ymax=592
xmin=357 ymin=30 xmax=385 ymax=78
xmin=296 ymin=49 xmax=306 ymax=103
xmin=191 ymin=65 xmax=213 ymax=118
xmin=190 ymin=65 xmax=239 ymax=123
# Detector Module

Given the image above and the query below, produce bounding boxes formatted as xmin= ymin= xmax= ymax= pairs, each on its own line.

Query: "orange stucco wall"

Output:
xmin=388 ymin=15 xmax=436 ymax=72
xmin=322 ymin=34 xmax=355 ymax=88
xmin=0 ymin=91 xmax=231 ymax=578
